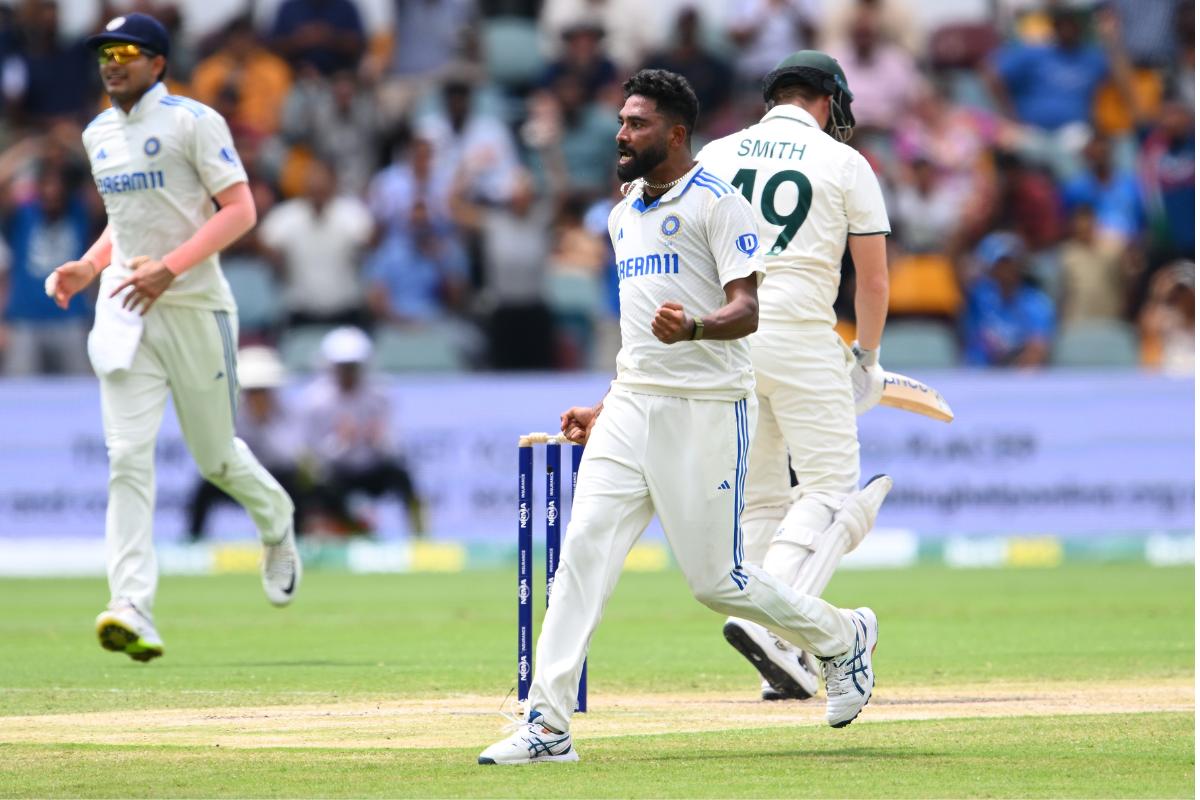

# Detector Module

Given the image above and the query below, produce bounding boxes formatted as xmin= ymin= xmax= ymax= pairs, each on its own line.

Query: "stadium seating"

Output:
xmin=547 ymin=271 xmax=604 ymax=368
xmin=887 ymin=254 xmax=962 ymax=318
xmin=883 ymin=320 xmax=959 ymax=369
xmin=481 ymin=17 xmax=544 ymax=89
xmin=1052 ymin=320 xmax=1141 ymax=367
xmin=927 ymin=23 xmax=1000 ymax=70
xmin=373 ymin=325 xmax=466 ymax=373
xmin=223 ymin=263 xmax=282 ymax=336
xmin=546 ymin=271 xmax=602 ymax=317
xmin=279 ymin=326 xmax=335 ymax=372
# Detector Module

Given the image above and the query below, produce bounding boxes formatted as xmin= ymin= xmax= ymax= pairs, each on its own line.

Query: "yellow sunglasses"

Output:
xmin=97 ymin=43 xmax=153 ymax=65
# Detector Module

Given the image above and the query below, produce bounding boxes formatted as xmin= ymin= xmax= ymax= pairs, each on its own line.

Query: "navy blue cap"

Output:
xmin=86 ymin=13 xmax=170 ymax=58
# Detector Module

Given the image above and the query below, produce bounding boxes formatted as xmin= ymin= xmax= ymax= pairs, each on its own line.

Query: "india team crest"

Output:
xmin=143 ymin=137 xmax=160 ymax=156
xmin=661 ymin=215 xmax=681 ymax=236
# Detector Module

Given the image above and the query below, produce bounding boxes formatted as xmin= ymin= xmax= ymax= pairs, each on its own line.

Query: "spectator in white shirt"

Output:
xmin=726 ymin=0 xmax=819 ymax=87
xmin=259 ymin=157 xmax=375 ymax=328
xmin=892 ymin=156 xmax=965 ymax=255
xmin=416 ymin=75 xmax=521 ymax=205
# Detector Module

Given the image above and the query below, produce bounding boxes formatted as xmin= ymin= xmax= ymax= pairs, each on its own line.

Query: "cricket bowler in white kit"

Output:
xmin=697 ymin=51 xmax=893 ymax=700
xmin=46 ymin=14 xmax=299 ymax=662
xmin=479 ymin=70 xmax=879 ymax=766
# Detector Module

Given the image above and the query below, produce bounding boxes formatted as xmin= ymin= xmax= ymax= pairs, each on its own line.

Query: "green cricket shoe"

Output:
xmin=95 ymin=599 xmax=164 ymax=662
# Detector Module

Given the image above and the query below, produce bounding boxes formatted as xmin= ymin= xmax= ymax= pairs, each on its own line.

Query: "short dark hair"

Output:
xmin=622 ymin=69 xmax=699 ymax=140
xmin=770 ymin=80 xmax=825 ymax=106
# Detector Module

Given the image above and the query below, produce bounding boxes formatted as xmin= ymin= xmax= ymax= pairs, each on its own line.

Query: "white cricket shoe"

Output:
xmin=95 ymin=599 xmax=164 ymax=662
xmin=262 ymin=526 xmax=301 ymax=607
xmin=822 ymin=607 xmax=878 ymax=728
xmin=724 ymin=617 xmax=819 ymax=700
xmin=478 ymin=710 xmax=580 ymax=765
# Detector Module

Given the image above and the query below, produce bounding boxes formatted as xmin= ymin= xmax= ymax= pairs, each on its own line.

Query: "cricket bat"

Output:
xmin=879 ymin=371 xmax=954 ymax=422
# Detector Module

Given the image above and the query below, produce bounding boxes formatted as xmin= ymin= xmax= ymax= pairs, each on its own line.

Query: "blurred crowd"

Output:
xmin=0 ymin=0 xmax=1193 ymax=376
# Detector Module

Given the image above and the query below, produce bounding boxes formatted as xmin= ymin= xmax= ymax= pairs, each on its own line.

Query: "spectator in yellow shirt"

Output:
xmin=190 ymin=15 xmax=292 ymax=138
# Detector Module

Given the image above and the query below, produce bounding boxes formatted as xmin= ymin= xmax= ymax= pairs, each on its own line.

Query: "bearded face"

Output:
xmin=615 ymin=95 xmax=671 ymax=182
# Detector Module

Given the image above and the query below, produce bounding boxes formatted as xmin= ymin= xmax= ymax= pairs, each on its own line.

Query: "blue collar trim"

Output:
xmin=630 ymin=167 xmax=704 ymax=214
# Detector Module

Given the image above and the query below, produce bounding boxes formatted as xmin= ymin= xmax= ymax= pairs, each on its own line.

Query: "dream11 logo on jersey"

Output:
xmin=736 ymin=233 xmax=759 ymax=257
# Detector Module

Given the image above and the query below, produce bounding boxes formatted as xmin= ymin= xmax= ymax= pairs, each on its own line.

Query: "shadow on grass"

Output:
xmin=155 ymin=660 xmax=383 ymax=669
xmin=617 ymin=746 xmax=942 ymax=763
xmin=217 ymin=660 xmax=383 ymax=668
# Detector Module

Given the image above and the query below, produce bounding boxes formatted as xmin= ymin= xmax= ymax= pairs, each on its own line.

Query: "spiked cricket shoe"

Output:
xmin=822 ymin=607 xmax=878 ymax=727
xmin=724 ymin=617 xmax=819 ymax=700
xmin=262 ymin=526 xmax=301 ymax=606
xmin=95 ymin=599 xmax=163 ymax=662
xmin=478 ymin=710 xmax=580 ymax=765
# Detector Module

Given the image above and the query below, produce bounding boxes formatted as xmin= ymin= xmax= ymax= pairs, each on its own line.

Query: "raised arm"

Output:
xmin=1096 ymin=8 xmax=1139 ymax=126
xmin=650 ymin=274 xmax=760 ymax=344
xmin=448 ymin=168 xmax=484 ymax=232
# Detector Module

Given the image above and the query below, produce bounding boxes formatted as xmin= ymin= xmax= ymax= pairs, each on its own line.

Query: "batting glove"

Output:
xmin=850 ymin=341 xmax=885 ymax=415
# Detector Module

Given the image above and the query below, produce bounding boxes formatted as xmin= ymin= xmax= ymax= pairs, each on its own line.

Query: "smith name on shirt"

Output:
xmin=736 ymin=139 xmax=807 ymax=161
xmin=96 ymin=170 xmax=166 ymax=195
xmin=616 ymin=252 xmax=681 ymax=282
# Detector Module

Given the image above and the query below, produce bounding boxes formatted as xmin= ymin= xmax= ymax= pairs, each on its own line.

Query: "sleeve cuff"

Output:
xmin=719 ymin=263 xmax=765 ymax=287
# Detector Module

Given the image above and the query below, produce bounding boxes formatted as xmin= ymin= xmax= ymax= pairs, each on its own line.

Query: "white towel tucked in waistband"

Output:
xmin=87 ymin=289 xmax=145 ymax=375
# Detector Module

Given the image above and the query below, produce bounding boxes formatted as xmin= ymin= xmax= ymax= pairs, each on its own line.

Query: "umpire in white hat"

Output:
xmin=298 ymin=327 xmax=427 ymax=536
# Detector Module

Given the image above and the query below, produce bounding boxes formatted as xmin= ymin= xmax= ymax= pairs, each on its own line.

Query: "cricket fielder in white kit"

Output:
xmin=479 ymin=70 xmax=879 ymax=766
xmin=46 ymin=14 xmax=300 ymax=662
xmin=697 ymin=51 xmax=893 ymax=700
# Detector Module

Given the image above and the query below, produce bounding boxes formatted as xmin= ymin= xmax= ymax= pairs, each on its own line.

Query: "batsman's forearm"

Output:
xmin=849 ymin=234 xmax=889 ymax=351
xmin=854 ymin=276 xmax=888 ymax=351
xmin=698 ymin=294 xmax=759 ymax=340
xmin=83 ymin=226 xmax=113 ymax=273
xmin=163 ymin=184 xmax=256 ymax=275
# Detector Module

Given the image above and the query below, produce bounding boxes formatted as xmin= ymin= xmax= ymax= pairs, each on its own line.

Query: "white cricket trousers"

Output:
xmin=92 ymin=303 xmax=293 ymax=614
xmin=741 ymin=323 xmax=860 ymax=565
xmin=526 ymin=389 xmax=855 ymax=732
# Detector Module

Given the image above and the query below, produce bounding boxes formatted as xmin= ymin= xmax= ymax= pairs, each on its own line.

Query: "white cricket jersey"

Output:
xmin=83 ymin=82 xmax=248 ymax=311
xmin=608 ymin=163 xmax=765 ymax=401
xmin=697 ymin=105 xmax=890 ymax=327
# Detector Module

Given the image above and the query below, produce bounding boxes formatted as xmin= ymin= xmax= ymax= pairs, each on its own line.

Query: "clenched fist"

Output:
xmin=560 ymin=404 xmax=600 ymax=445
xmin=651 ymin=301 xmax=694 ymax=344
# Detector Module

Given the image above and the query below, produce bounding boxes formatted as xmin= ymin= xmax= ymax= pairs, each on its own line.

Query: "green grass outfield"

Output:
xmin=0 ymin=563 xmax=1193 ymax=798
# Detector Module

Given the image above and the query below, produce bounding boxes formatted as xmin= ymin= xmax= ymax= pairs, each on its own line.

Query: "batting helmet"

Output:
xmin=761 ymin=50 xmax=856 ymax=143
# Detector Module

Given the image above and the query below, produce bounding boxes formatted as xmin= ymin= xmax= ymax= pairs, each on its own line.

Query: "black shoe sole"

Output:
xmin=830 ymin=694 xmax=871 ymax=728
xmin=723 ymin=621 xmax=815 ymax=700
